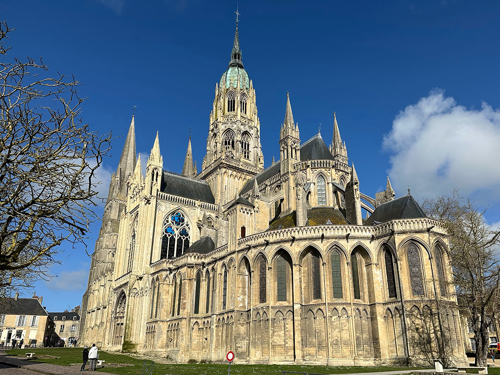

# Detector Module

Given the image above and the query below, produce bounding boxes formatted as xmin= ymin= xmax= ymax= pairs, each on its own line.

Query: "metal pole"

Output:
xmin=228 ymin=361 xmax=231 ymax=375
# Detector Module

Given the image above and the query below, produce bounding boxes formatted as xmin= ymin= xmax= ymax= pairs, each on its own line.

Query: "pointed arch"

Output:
xmin=161 ymin=209 xmax=191 ymax=259
xmin=223 ymin=129 xmax=235 ymax=150
xmin=274 ymin=249 xmax=293 ymax=303
xmin=112 ymin=291 xmax=127 ymax=346
xmin=384 ymin=246 xmax=398 ymax=299
xmin=434 ymin=243 xmax=448 ymax=297
xmin=241 ymin=131 xmax=251 ymax=160
xmin=240 ymin=93 xmax=248 ymax=114
xmin=330 ymin=246 xmax=344 ymax=299
xmin=238 ymin=256 xmax=251 ymax=310
xmin=300 ymin=245 xmax=323 ymax=303
xmin=194 ymin=270 xmax=202 ymax=314
xmin=407 ymin=242 xmax=425 ymax=296
xmin=227 ymin=91 xmax=236 ymax=112
xmin=205 ymin=269 xmax=211 ymax=314
xmin=222 ymin=264 xmax=228 ymax=310
xmin=317 ymin=174 xmax=327 ymax=205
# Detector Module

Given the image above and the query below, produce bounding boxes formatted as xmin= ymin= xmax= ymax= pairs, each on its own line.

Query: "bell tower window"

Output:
xmin=242 ymin=132 xmax=251 ymax=160
xmin=223 ymin=130 xmax=235 ymax=151
xmin=227 ymin=91 xmax=236 ymax=112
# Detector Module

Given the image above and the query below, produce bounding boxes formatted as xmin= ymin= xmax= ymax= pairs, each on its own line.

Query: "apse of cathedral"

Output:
xmin=80 ymin=18 xmax=468 ymax=366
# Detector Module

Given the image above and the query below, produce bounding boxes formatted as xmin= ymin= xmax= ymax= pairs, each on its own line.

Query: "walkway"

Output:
xmin=0 ymin=350 xmax=115 ymax=375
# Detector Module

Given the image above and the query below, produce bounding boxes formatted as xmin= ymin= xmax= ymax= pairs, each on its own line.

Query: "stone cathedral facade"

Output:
xmin=80 ymin=20 xmax=468 ymax=366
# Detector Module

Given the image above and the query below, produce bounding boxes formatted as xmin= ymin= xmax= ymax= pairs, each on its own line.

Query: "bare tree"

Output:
xmin=0 ymin=21 xmax=111 ymax=293
xmin=423 ymin=191 xmax=500 ymax=366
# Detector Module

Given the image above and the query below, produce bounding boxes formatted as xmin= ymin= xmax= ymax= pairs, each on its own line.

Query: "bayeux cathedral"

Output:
xmin=80 ymin=18 xmax=468 ymax=366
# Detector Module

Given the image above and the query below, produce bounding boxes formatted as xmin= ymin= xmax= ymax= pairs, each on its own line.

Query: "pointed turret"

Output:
xmin=375 ymin=176 xmax=396 ymax=207
xmin=148 ymin=132 xmax=162 ymax=166
xmin=386 ymin=176 xmax=395 ymax=197
xmin=284 ymin=92 xmax=295 ymax=128
xmin=351 ymin=164 xmax=359 ymax=184
xmin=345 ymin=163 xmax=362 ymax=225
xmin=117 ymin=115 xmax=137 ymax=187
xmin=131 ymin=154 xmax=143 ymax=185
xmin=332 ymin=112 xmax=342 ymax=150
xmin=182 ymin=136 xmax=196 ymax=178
xmin=229 ymin=11 xmax=243 ymax=69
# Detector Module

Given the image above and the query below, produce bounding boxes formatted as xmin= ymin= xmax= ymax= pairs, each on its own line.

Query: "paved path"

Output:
xmin=0 ymin=350 xmax=116 ymax=375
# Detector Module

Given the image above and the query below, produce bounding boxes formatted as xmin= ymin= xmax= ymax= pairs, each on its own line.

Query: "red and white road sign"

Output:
xmin=226 ymin=351 xmax=234 ymax=362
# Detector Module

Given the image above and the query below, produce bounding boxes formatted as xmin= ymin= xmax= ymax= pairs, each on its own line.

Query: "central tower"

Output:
xmin=198 ymin=16 xmax=264 ymax=206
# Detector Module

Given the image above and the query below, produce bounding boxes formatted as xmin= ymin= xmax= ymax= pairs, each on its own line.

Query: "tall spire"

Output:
xmin=284 ymin=92 xmax=295 ymax=128
xmin=332 ymin=112 xmax=342 ymax=150
xmin=182 ymin=136 xmax=195 ymax=178
xmin=229 ymin=7 xmax=243 ymax=68
xmin=117 ymin=115 xmax=137 ymax=184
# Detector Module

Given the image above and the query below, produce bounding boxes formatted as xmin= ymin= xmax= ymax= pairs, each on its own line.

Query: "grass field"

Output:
xmin=4 ymin=348 xmax=499 ymax=375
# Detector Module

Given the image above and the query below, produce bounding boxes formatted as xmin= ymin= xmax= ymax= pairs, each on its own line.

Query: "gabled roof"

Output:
xmin=48 ymin=312 xmax=80 ymax=321
xmin=300 ymin=133 xmax=335 ymax=162
xmin=365 ymin=195 xmax=426 ymax=225
xmin=186 ymin=236 xmax=215 ymax=255
xmin=161 ymin=171 xmax=215 ymax=204
xmin=0 ymin=298 xmax=47 ymax=316
xmin=227 ymin=196 xmax=254 ymax=209
xmin=240 ymin=162 xmax=281 ymax=195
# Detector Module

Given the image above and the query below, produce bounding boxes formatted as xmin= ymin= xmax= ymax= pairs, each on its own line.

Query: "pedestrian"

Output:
xmin=11 ymin=338 xmax=16 ymax=349
xmin=81 ymin=346 xmax=89 ymax=371
xmin=19 ymin=339 xmax=23 ymax=349
xmin=492 ymin=349 xmax=496 ymax=362
xmin=88 ymin=344 xmax=98 ymax=371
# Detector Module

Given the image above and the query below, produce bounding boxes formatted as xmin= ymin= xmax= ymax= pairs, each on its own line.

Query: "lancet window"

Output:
xmin=331 ymin=250 xmax=343 ymax=298
xmin=385 ymin=249 xmax=397 ymax=298
xmin=242 ymin=132 xmax=251 ymax=160
xmin=150 ymin=280 xmax=156 ymax=319
xmin=112 ymin=292 xmax=126 ymax=346
xmin=211 ymin=268 xmax=217 ymax=313
xmin=227 ymin=91 xmax=236 ymax=112
xmin=240 ymin=94 xmax=247 ymax=114
xmin=259 ymin=256 xmax=266 ymax=303
xmin=277 ymin=254 xmax=287 ymax=302
xmin=205 ymin=271 xmax=211 ymax=314
xmin=407 ymin=243 xmax=424 ymax=296
xmin=194 ymin=271 xmax=201 ymax=314
xmin=351 ymin=252 xmax=361 ymax=300
xmin=160 ymin=212 xmax=190 ymax=259
xmin=434 ymin=245 xmax=447 ymax=297
xmin=312 ymin=252 xmax=321 ymax=300
xmin=317 ymin=175 xmax=327 ymax=205
xmin=127 ymin=225 xmax=136 ymax=274
xmin=222 ymin=266 xmax=228 ymax=310
xmin=223 ymin=130 xmax=235 ymax=151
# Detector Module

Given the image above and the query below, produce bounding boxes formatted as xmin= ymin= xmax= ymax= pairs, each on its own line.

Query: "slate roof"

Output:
xmin=48 ymin=312 xmax=80 ymax=321
xmin=0 ymin=298 xmax=47 ymax=316
xmin=365 ymin=195 xmax=426 ymax=225
xmin=161 ymin=171 xmax=215 ymax=204
xmin=300 ymin=133 xmax=335 ymax=162
xmin=186 ymin=236 xmax=215 ymax=255
xmin=241 ymin=134 xmax=334 ymax=195
xmin=227 ymin=196 xmax=254 ymax=209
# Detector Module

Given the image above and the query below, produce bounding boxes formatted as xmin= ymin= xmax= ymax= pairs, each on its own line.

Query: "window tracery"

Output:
xmin=407 ymin=243 xmax=424 ymax=296
xmin=385 ymin=249 xmax=397 ymax=298
xmin=434 ymin=245 xmax=447 ymax=297
xmin=227 ymin=91 xmax=235 ymax=112
xmin=223 ymin=130 xmax=235 ymax=151
xmin=240 ymin=94 xmax=247 ymax=114
xmin=160 ymin=212 xmax=190 ymax=259
xmin=242 ymin=132 xmax=251 ymax=160
xmin=331 ymin=250 xmax=343 ymax=298
xmin=259 ymin=256 xmax=266 ymax=303
xmin=317 ymin=175 xmax=327 ymax=205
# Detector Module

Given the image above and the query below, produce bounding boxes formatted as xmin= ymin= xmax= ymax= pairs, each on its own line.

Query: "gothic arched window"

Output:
xmin=331 ymin=250 xmax=343 ymax=298
xmin=385 ymin=249 xmax=397 ymax=298
xmin=351 ymin=252 xmax=361 ymax=300
xmin=317 ymin=176 xmax=326 ymax=205
xmin=276 ymin=254 xmax=288 ymax=302
xmin=160 ymin=212 xmax=190 ymax=259
xmin=223 ymin=130 xmax=235 ymax=151
xmin=259 ymin=256 xmax=267 ymax=303
xmin=240 ymin=94 xmax=247 ymax=114
xmin=194 ymin=271 xmax=201 ymax=314
xmin=112 ymin=292 xmax=126 ymax=346
xmin=242 ymin=132 xmax=251 ymax=160
xmin=311 ymin=252 xmax=321 ymax=300
xmin=127 ymin=224 xmax=137 ymax=273
xmin=434 ymin=245 xmax=447 ymax=297
xmin=205 ymin=271 xmax=211 ymax=314
xmin=227 ymin=91 xmax=236 ymax=112
xmin=222 ymin=266 xmax=228 ymax=310
xmin=211 ymin=268 xmax=217 ymax=313
xmin=407 ymin=243 xmax=424 ymax=296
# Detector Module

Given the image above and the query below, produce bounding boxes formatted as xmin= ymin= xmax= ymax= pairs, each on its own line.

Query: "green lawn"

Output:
xmin=7 ymin=347 xmax=495 ymax=375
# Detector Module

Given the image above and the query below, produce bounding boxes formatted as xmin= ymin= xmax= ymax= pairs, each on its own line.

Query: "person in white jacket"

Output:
xmin=88 ymin=344 xmax=98 ymax=371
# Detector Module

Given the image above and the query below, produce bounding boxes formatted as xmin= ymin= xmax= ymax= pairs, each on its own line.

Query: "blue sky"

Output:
xmin=2 ymin=0 xmax=500 ymax=312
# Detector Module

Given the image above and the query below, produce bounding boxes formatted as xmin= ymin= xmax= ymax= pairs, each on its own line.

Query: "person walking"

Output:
xmin=11 ymin=338 xmax=16 ymax=349
xmin=88 ymin=344 xmax=98 ymax=371
xmin=491 ymin=349 xmax=496 ymax=362
xmin=81 ymin=346 xmax=89 ymax=371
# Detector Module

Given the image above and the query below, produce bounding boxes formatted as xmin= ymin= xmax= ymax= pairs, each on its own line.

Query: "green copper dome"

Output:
xmin=220 ymin=66 xmax=249 ymax=90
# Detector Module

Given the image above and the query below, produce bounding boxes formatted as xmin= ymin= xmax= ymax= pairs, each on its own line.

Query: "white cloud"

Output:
xmin=89 ymin=161 xmax=113 ymax=205
xmin=96 ymin=0 xmax=125 ymax=15
xmin=384 ymin=90 xmax=500 ymax=203
xmin=46 ymin=270 xmax=88 ymax=292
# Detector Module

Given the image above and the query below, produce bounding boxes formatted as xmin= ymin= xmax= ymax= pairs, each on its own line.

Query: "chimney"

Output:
xmin=14 ymin=292 xmax=19 ymax=300
xmin=38 ymin=296 xmax=43 ymax=305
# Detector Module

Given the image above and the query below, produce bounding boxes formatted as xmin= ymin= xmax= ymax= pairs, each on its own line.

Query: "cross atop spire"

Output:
xmin=235 ymin=5 xmax=240 ymax=24
xmin=229 ymin=7 xmax=243 ymax=69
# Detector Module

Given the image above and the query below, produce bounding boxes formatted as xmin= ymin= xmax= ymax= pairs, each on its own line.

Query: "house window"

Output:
xmin=351 ymin=253 xmax=361 ymax=300
xmin=15 ymin=330 xmax=22 ymax=339
xmin=242 ymin=132 xmax=251 ymax=160
xmin=331 ymin=251 xmax=343 ymax=298
xmin=407 ymin=243 xmax=424 ymax=296
xmin=222 ymin=266 xmax=228 ymax=310
xmin=59 ymin=325 xmax=65 ymax=333
xmin=0 ymin=315 xmax=5 ymax=326
xmin=161 ymin=212 xmax=190 ymax=259
xmin=317 ymin=176 xmax=327 ymax=205
xmin=227 ymin=91 xmax=236 ymax=112
xmin=70 ymin=325 xmax=77 ymax=333
xmin=385 ymin=249 xmax=397 ymax=298
xmin=259 ymin=257 xmax=267 ymax=303
xmin=30 ymin=316 xmax=38 ymax=327
xmin=16 ymin=316 xmax=27 ymax=327
xmin=277 ymin=255 xmax=287 ymax=302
